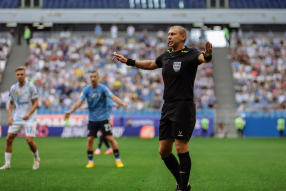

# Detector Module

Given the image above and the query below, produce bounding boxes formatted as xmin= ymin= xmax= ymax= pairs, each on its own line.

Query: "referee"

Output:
xmin=112 ymin=26 xmax=212 ymax=191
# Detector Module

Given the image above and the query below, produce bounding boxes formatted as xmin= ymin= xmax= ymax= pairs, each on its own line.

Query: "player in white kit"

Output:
xmin=0 ymin=66 xmax=41 ymax=170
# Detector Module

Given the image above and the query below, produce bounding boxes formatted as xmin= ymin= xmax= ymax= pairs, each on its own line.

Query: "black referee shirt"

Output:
xmin=155 ymin=46 xmax=202 ymax=103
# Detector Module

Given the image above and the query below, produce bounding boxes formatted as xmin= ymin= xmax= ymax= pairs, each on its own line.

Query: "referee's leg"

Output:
xmin=159 ymin=138 xmax=181 ymax=187
xmin=175 ymin=139 xmax=191 ymax=191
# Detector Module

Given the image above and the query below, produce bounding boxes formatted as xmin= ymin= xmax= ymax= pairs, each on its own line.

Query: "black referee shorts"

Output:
xmin=159 ymin=101 xmax=196 ymax=141
xmin=87 ymin=120 xmax=113 ymax=137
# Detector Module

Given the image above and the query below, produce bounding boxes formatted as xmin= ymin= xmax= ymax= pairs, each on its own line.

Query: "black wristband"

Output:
xmin=204 ymin=55 xmax=212 ymax=62
xmin=126 ymin=58 xmax=136 ymax=66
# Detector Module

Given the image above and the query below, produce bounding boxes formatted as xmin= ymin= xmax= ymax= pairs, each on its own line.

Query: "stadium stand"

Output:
xmin=0 ymin=29 xmax=215 ymax=115
xmin=0 ymin=33 xmax=12 ymax=84
xmin=0 ymin=0 xmax=18 ymax=8
xmin=40 ymin=0 xmax=286 ymax=9
xmin=231 ymin=32 xmax=286 ymax=115
xmin=229 ymin=0 xmax=286 ymax=9
xmin=42 ymin=0 xmax=206 ymax=9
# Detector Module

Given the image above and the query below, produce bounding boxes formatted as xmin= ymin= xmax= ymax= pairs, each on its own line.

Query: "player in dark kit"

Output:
xmin=112 ymin=26 xmax=212 ymax=191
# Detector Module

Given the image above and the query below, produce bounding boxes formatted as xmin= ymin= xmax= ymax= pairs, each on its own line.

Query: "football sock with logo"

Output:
xmin=87 ymin=151 xmax=93 ymax=162
xmin=162 ymin=153 xmax=181 ymax=185
xmin=113 ymin=149 xmax=121 ymax=161
xmin=178 ymin=152 xmax=191 ymax=190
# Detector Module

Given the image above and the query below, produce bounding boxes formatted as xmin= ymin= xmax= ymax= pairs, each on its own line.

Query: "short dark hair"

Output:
xmin=90 ymin=71 xmax=98 ymax=74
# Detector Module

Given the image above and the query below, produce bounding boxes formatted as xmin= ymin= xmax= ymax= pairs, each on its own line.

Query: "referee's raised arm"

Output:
xmin=198 ymin=41 xmax=213 ymax=63
xmin=112 ymin=53 xmax=158 ymax=70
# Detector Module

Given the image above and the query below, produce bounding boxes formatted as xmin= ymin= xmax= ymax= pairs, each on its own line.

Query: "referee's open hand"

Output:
xmin=112 ymin=53 xmax=127 ymax=63
xmin=202 ymin=41 xmax=212 ymax=57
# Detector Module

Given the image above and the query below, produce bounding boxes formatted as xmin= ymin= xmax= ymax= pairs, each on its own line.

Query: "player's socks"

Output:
xmin=162 ymin=153 xmax=181 ymax=185
xmin=5 ymin=152 xmax=12 ymax=165
xmin=178 ymin=152 xmax=191 ymax=191
xmin=32 ymin=150 xmax=40 ymax=160
xmin=113 ymin=149 xmax=124 ymax=168
xmin=103 ymin=138 xmax=110 ymax=149
xmin=87 ymin=151 xmax=93 ymax=162
xmin=113 ymin=149 xmax=121 ymax=161
xmin=97 ymin=136 xmax=104 ymax=150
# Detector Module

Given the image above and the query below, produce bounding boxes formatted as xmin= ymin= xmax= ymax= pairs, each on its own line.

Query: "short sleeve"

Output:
xmin=30 ymin=84 xmax=39 ymax=99
xmin=9 ymin=87 xmax=14 ymax=101
xmin=80 ymin=88 xmax=87 ymax=100
xmin=155 ymin=54 xmax=164 ymax=68
xmin=107 ymin=98 xmax=117 ymax=107
xmin=102 ymin=85 xmax=113 ymax=97
xmin=192 ymin=48 xmax=202 ymax=65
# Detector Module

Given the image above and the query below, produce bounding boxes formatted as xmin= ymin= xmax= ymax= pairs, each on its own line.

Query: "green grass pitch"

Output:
xmin=0 ymin=137 xmax=285 ymax=191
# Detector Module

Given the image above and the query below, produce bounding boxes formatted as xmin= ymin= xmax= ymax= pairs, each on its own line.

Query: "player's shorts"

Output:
xmin=159 ymin=101 xmax=196 ymax=141
xmin=87 ymin=120 xmax=112 ymax=137
xmin=8 ymin=122 xmax=37 ymax=137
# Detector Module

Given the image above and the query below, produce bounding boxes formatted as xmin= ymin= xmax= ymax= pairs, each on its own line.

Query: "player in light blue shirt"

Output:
xmin=1 ymin=66 xmax=41 ymax=170
xmin=64 ymin=71 xmax=129 ymax=168
xmin=94 ymin=97 xmax=118 ymax=155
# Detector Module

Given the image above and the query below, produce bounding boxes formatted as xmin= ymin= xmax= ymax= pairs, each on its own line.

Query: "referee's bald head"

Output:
xmin=168 ymin=25 xmax=187 ymax=44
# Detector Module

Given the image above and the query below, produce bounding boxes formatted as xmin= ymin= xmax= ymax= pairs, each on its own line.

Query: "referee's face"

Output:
xmin=168 ymin=27 xmax=186 ymax=48
xmin=90 ymin=72 xmax=99 ymax=85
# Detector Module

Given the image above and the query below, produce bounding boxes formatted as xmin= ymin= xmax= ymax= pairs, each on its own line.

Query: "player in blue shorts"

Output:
xmin=64 ymin=71 xmax=129 ymax=168
xmin=94 ymin=97 xmax=117 ymax=155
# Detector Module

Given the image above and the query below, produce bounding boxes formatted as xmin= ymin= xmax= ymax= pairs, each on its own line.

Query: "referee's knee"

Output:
xmin=159 ymin=149 xmax=171 ymax=158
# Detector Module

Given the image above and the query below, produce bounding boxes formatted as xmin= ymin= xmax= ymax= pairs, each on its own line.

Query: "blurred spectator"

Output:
xmin=24 ymin=26 xmax=31 ymax=45
xmin=156 ymin=29 xmax=164 ymax=42
xmin=217 ymin=122 xmax=227 ymax=138
xmin=95 ymin=24 xmax=102 ymax=36
xmin=111 ymin=24 xmax=118 ymax=38
xmin=247 ymin=30 xmax=255 ymax=39
xmin=10 ymin=28 xmax=15 ymax=39
xmin=267 ymin=30 xmax=274 ymax=39
xmin=127 ymin=24 xmax=135 ymax=37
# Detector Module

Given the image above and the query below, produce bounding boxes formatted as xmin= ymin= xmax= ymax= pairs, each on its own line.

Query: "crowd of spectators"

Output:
xmin=231 ymin=31 xmax=286 ymax=111
xmin=0 ymin=27 xmax=215 ymax=111
xmin=0 ymin=36 xmax=11 ymax=84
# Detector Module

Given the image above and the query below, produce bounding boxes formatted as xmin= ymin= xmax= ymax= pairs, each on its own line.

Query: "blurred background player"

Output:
xmin=0 ymin=66 xmax=40 ymax=170
xmin=94 ymin=97 xmax=118 ymax=155
xmin=277 ymin=117 xmax=285 ymax=138
xmin=235 ymin=116 xmax=245 ymax=138
xmin=64 ymin=71 xmax=129 ymax=168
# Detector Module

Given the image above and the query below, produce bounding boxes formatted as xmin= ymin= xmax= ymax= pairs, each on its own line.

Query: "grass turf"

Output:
xmin=0 ymin=137 xmax=285 ymax=191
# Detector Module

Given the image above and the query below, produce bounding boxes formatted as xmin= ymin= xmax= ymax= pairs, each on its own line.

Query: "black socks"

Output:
xmin=87 ymin=150 xmax=93 ymax=162
xmin=178 ymin=152 xmax=191 ymax=190
xmin=162 ymin=154 xmax=181 ymax=185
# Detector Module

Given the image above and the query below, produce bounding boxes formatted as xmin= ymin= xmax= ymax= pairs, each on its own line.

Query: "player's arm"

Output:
xmin=110 ymin=95 xmax=129 ymax=110
xmin=8 ymin=101 xmax=14 ymax=125
xmin=23 ymin=98 xmax=39 ymax=120
xmin=112 ymin=53 xmax=158 ymax=70
xmin=64 ymin=99 xmax=84 ymax=120
xmin=198 ymin=41 xmax=213 ymax=63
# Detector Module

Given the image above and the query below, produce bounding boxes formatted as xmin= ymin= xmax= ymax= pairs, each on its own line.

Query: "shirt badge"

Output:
xmin=173 ymin=62 xmax=181 ymax=72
